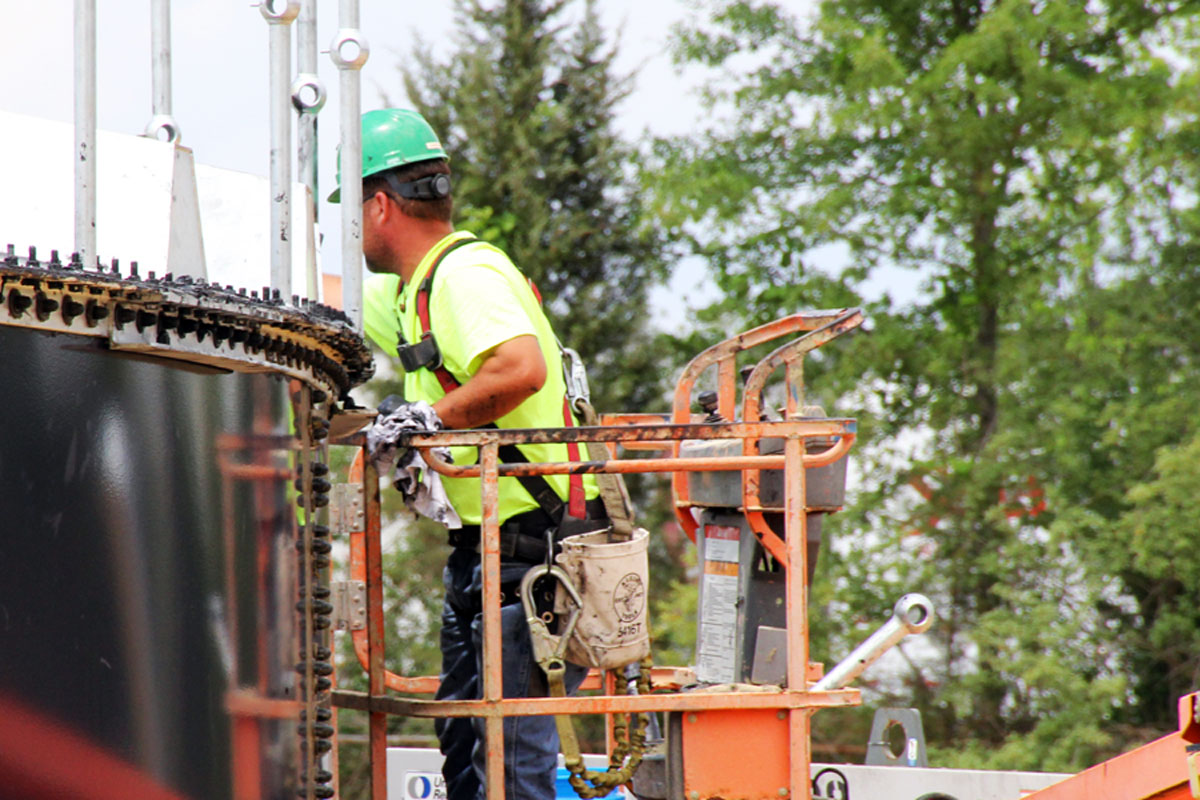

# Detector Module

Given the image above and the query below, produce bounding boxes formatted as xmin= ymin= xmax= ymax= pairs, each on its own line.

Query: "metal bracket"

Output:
xmin=1188 ymin=742 xmax=1200 ymax=799
xmin=865 ymin=707 xmax=929 ymax=767
xmin=331 ymin=580 xmax=367 ymax=631
xmin=330 ymin=482 xmax=364 ymax=535
xmin=750 ymin=625 xmax=788 ymax=686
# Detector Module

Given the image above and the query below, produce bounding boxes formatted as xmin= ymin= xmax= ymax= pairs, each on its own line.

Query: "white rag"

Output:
xmin=366 ymin=400 xmax=462 ymax=528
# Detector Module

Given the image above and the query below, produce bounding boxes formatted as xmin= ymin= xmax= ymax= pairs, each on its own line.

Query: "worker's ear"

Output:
xmin=364 ymin=191 xmax=387 ymax=222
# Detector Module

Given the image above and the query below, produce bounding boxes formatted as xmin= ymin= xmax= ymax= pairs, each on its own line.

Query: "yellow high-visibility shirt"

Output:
xmin=363 ymin=231 xmax=598 ymax=526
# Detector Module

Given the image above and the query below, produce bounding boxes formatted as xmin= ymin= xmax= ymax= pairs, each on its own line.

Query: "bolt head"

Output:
xmin=778 ymin=789 xmax=788 ymax=797
xmin=689 ymin=792 xmax=700 ymax=800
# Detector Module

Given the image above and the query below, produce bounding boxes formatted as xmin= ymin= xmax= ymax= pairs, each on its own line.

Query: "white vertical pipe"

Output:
xmin=74 ymin=0 xmax=97 ymax=266
xmin=294 ymin=0 xmax=325 ymax=301
xmin=262 ymin=0 xmax=299 ymax=302
xmin=331 ymin=0 xmax=368 ymax=331
xmin=145 ymin=0 xmax=181 ymax=142
xmin=151 ymin=0 xmax=170 ymax=113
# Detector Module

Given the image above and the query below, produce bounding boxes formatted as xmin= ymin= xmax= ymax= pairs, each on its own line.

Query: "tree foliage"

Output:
xmin=398 ymin=0 xmax=670 ymax=414
xmin=660 ymin=0 xmax=1200 ymax=770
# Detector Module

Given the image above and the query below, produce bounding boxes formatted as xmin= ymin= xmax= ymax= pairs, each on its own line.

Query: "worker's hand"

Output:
xmin=365 ymin=399 xmax=461 ymax=528
xmin=377 ymin=394 xmax=407 ymax=417
xmin=366 ymin=399 xmax=444 ymax=468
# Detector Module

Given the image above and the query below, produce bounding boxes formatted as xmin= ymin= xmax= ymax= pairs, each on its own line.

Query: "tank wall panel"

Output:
xmin=0 ymin=325 xmax=297 ymax=799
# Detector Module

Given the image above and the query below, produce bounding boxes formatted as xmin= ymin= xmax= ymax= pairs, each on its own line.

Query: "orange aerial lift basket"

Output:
xmin=329 ymin=310 xmax=881 ymax=800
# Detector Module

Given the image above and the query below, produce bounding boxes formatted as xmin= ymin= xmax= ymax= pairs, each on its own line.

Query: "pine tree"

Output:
xmin=398 ymin=0 xmax=669 ymax=414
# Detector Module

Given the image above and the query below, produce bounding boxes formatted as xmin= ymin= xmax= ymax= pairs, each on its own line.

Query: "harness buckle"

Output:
xmin=396 ymin=331 xmax=443 ymax=373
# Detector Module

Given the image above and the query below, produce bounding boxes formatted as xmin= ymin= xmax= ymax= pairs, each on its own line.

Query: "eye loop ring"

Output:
xmin=330 ymin=31 xmax=369 ymax=70
xmin=259 ymin=0 xmax=299 ymax=23
xmin=144 ymin=115 xmax=181 ymax=144
xmin=291 ymin=74 xmax=327 ymax=113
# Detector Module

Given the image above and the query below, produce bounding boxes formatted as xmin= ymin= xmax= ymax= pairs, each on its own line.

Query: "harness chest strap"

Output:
xmin=402 ymin=235 xmax=587 ymax=520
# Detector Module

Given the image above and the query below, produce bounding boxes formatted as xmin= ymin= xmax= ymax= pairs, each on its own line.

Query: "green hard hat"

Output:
xmin=328 ymin=108 xmax=448 ymax=203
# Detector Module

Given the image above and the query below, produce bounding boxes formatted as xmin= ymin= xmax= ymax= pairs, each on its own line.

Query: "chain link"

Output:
xmin=0 ymin=245 xmax=373 ymax=399
xmin=296 ymin=386 xmax=335 ymax=799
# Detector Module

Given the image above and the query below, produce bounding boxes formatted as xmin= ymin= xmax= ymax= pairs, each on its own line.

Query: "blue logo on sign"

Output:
xmin=408 ymin=775 xmax=433 ymax=799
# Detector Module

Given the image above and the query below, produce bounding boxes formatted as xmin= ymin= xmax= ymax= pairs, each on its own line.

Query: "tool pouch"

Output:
xmin=553 ymin=527 xmax=651 ymax=670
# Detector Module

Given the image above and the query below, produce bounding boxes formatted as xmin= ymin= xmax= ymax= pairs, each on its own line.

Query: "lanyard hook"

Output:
xmin=520 ymin=564 xmax=583 ymax=675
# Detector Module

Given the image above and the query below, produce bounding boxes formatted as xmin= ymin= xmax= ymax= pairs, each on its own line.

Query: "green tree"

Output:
xmin=1033 ymin=241 xmax=1200 ymax=737
xmin=397 ymin=0 xmax=669 ymax=415
xmin=658 ymin=0 xmax=1200 ymax=769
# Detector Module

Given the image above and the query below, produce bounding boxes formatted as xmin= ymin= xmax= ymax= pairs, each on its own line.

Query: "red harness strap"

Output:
xmin=560 ymin=398 xmax=586 ymax=519
xmin=410 ymin=236 xmax=587 ymax=520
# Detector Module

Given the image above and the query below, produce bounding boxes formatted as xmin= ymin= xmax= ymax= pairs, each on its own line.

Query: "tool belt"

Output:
xmin=447 ymin=498 xmax=608 ymax=563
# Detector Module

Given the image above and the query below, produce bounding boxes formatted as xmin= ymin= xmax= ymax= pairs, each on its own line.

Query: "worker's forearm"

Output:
xmin=432 ymin=335 xmax=546 ymax=429
xmin=433 ymin=378 xmax=536 ymax=429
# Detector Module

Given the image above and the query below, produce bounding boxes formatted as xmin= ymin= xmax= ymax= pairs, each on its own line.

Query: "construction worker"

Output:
xmin=331 ymin=108 xmax=607 ymax=800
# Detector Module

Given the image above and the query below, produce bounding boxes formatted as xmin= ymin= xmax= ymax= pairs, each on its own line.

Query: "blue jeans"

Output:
xmin=435 ymin=547 xmax=587 ymax=800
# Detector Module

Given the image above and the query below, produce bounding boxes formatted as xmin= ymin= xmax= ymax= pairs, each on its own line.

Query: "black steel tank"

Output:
xmin=0 ymin=248 xmax=372 ymax=800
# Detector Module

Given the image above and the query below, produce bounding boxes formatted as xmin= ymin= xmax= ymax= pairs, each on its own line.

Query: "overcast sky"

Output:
xmin=0 ymin=1 xmax=908 ymax=321
xmin=0 ymin=1 xmax=719 ymax=189
xmin=0 ymin=1 xmax=743 ymax=310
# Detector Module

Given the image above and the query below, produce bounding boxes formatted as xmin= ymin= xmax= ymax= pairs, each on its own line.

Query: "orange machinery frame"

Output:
xmin=1018 ymin=691 xmax=1200 ymax=800
xmin=332 ymin=310 xmax=867 ymax=800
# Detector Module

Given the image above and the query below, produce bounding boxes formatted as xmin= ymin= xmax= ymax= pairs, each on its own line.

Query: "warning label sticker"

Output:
xmin=703 ymin=524 xmax=741 ymax=563
xmin=697 ymin=524 xmax=741 ymax=684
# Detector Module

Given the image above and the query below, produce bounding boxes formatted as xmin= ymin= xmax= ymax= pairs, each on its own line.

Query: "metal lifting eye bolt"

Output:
xmin=291 ymin=75 xmax=326 ymax=113
xmin=147 ymin=0 xmax=181 ymax=143
xmin=330 ymin=31 xmax=369 ymax=69
xmin=144 ymin=115 xmax=180 ymax=143
xmin=259 ymin=0 xmax=299 ymax=22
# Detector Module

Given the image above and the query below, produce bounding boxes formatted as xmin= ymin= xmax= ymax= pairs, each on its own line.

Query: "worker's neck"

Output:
xmin=396 ymin=219 xmax=455 ymax=284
